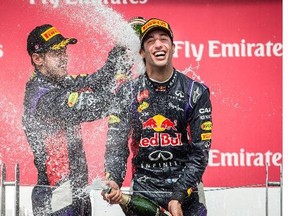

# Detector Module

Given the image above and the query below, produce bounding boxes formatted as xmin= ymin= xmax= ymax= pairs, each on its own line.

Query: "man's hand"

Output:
xmin=107 ymin=45 xmax=128 ymax=63
xmin=101 ymin=180 xmax=122 ymax=204
xmin=108 ymin=45 xmax=133 ymax=75
xmin=168 ymin=200 xmax=183 ymax=216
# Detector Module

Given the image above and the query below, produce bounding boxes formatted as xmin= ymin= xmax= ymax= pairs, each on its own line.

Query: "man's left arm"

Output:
xmin=171 ymin=84 xmax=212 ymax=203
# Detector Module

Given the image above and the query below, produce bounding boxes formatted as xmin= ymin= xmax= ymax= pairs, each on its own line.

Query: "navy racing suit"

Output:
xmin=105 ymin=69 xmax=212 ymax=216
xmin=23 ymin=46 xmax=129 ymax=215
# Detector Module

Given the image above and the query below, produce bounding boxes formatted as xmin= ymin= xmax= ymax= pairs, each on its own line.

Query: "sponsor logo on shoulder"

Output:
xmin=108 ymin=115 xmax=120 ymax=124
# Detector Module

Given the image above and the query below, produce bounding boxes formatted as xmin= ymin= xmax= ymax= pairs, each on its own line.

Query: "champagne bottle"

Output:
xmin=128 ymin=17 xmax=147 ymax=36
xmin=105 ymin=187 xmax=172 ymax=216
xmin=119 ymin=193 xmax=172 ymax=216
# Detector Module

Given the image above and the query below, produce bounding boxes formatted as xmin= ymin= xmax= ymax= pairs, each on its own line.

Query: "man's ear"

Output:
xmin=139 ymin=48 xmax=145 ymax=58
xmin=31 ymin=53 xmax=44 ymax=66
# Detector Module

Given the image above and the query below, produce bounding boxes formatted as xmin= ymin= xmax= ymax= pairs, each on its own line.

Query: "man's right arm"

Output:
xmin=61 ymin=46 xmax=131 ymax=94
xmin=35 ymin=86 xmax=112 ymax=124
xmin=104 ymin=83 xmax=132 ymax=187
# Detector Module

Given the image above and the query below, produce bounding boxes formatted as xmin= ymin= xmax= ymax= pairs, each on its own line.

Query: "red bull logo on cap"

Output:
xmin=142 ymin=114 xmax=177 ymax=132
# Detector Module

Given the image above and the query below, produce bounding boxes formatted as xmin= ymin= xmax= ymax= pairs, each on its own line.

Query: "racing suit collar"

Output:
xmin=34 ymin=69 xmax=64 ymax=87
xmin=145 ymin=68 xmax=177 ymax=92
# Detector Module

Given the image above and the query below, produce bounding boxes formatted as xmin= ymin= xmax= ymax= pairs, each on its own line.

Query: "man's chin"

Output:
xmin=58 ymin=70 xmax=67 ymax=79
xmin=52 ymin=74 xmax=66 ymax=82
xmin=155 ymin=57 xmax=169 ymax=64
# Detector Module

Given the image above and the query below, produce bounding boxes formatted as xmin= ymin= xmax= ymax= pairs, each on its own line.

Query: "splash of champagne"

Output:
xmin=56 ymin=2 xmax=145 ymax=75
xmin=84 ymin=177 xmax=108 ymax=194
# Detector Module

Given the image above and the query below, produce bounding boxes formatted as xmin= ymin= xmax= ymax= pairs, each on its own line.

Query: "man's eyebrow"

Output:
xmin=148 ymin=32 xmax=168 ymax=38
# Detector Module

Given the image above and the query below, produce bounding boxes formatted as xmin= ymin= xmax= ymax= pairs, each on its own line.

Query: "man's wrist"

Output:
xmin=105 ymin=172 xmax=123 ymax=188
xmin=170 ymin=191 xmax=186 ymax=203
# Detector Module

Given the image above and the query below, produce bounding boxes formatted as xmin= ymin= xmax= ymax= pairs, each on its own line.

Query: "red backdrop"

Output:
xmin=0 ymin=0 xmax=282 ymax=187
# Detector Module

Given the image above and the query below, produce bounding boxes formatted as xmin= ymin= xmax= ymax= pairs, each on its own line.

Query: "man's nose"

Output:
xmin=154 ymin=39 xmax=163 ymax=47
xmin=61 ymin=53 xmax=68 ymax=60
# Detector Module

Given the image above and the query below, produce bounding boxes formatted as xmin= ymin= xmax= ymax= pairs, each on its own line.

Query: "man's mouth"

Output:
xmin=154 ymin=51 xmax=166 ymax=60
xmin=59 ymin=64 xmax=67 ymax=69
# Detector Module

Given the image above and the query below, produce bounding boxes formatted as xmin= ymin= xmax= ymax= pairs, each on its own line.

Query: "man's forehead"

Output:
xmin=46 ymin=46 xmax=67 ymax=54
xmin=146 ymin=29 xmax=170 ymax=38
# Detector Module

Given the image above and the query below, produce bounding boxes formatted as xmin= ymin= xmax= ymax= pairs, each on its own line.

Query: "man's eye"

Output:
xmin=161 ymin=36 xmax=169 ymax=41
xmin=146 ymin=39 xmax=154 ymax=43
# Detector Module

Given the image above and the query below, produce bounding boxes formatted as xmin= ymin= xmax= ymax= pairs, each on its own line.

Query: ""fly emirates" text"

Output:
xmin=209 ymin=148 xmax=282 ymax=167
xmin=173 ymin=39 xmax=282 ymax=61
xmin=29 ymin=0 xmax=148 ymax=7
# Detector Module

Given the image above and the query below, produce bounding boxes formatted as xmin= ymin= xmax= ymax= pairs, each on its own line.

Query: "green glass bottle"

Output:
xmin=119 ymin=193 xmax=172 ymax=216
xmin=104 ymin=186 xmax=171 ymax=216
xmin=128 ymin=17 xmax=147 ymax=37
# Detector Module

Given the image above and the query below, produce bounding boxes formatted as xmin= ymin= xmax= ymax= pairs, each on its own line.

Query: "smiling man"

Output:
xmin=103 ymin=18 xmax=213 ymax=216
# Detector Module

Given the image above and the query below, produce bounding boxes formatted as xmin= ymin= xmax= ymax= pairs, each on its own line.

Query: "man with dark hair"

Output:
xmin=23 ymin=24 xmax=129 ymax=215
xmin=103 ymin=18 xmax=212 ymax=216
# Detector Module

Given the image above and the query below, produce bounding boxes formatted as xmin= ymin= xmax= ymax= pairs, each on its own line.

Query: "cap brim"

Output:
xmin=140 ymin=27 xmax=172 ymax=45
xmin=67 ymin=38 xmax=77 ymax=45
xmin=50 ymin=38 xmax=77 ymax=50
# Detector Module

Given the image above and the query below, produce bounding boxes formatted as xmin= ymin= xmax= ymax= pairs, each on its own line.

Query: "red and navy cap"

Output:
xmin=139 ymin=18 xmax=173 ymax=45
xmin=27 ymin=24 xmax=77 ymax=56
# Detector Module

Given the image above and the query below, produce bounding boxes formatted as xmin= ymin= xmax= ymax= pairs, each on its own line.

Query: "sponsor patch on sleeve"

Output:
xmin=67 ymin=92 xmax=79 ymax=107
xmin=108 ymin=115 xmax=120 ymax=124
xmin=201 ymin=132 xmax=212 ymax=140
xmin=201 ymin=121 xmax=212 ymax=131
xmin=187 ymin=187 xmax=193 ymax=197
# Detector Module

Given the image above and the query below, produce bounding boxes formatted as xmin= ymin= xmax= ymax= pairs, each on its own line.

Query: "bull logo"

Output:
xmin=142 ymin=114 xmax=177 ymax=132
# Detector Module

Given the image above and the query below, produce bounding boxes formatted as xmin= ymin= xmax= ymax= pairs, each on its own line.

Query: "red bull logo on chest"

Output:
xmin=140 ymin=133 xmax=182 ymax=147
xmin=141 ymin=115 xmax=181 ymax=147
xmin=142 ymin=114 xmax=177 ymax=132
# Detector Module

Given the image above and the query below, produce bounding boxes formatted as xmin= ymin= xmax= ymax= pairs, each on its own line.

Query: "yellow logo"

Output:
xmin=187 ymin=187 xmax=193 ymax=197
xmin=29 ymin=71 xmax=36 ymax=81
xmin=201 ymin=121 xmax=212 ymax=131
xmin=69 ymin=74 xmax=87 ymax=80
xmin=68 ymin=92 xmax=79 ymax=107
xmin=141 ymin=18 xmax=169 ymax=33
xmin=137 ymin=102 xmax=149 ymax=112
xmin=108 ymin=115 xmax=120 ymax=124
xmin=142 ymin=114 xmax=177 ymax=132
xmin=51 ymin=39 xmax=71 ymax=50
xmin=41 ymin=27 xmax=60 ymax=41
xmin=201 ymin=133 xmax=212 ymax=140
